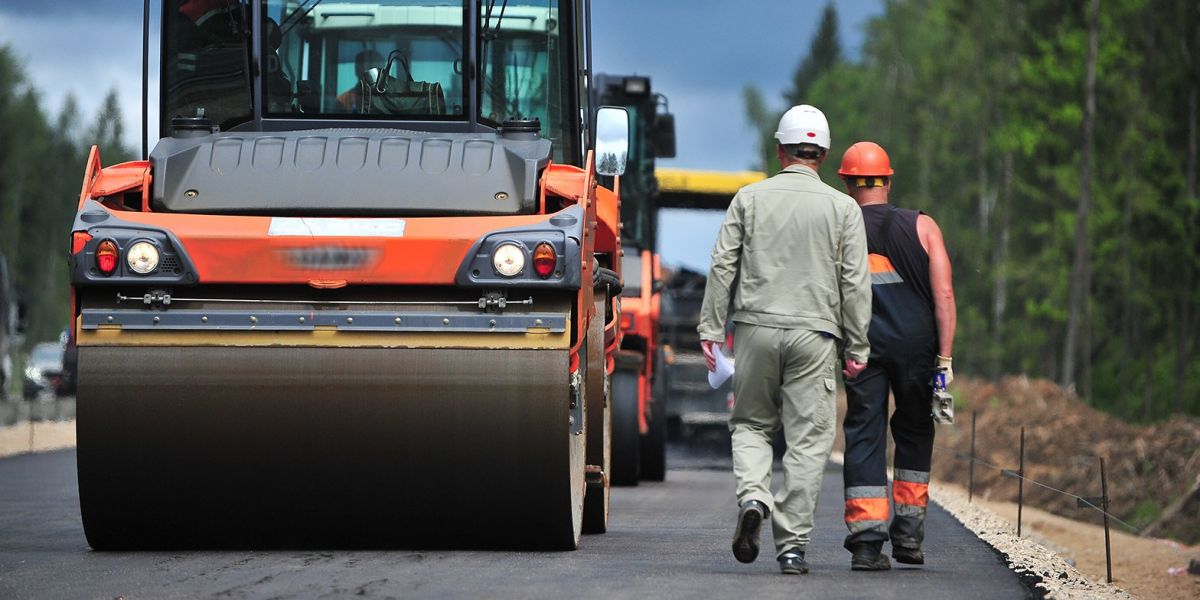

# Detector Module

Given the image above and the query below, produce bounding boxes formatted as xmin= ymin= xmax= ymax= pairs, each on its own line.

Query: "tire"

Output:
xmin=610 ymin=367 xmax=640 ymax=486
xmin=582 ymin=297 xmax=611 ymax=534
xmin=639 ymin=385 xmax=667 ymax=481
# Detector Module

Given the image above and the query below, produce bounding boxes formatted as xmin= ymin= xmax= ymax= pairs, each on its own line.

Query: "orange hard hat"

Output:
xmin=838 ymin=141 xmax=894 ymax=177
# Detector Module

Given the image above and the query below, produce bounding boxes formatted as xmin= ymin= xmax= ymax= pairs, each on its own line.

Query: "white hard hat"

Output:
xmin=775 ymin=104 xmax=831 ymax=149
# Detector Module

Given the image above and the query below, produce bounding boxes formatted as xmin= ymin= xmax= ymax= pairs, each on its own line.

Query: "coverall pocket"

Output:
xmin=815 ymin=377 xmax=837 ymax=430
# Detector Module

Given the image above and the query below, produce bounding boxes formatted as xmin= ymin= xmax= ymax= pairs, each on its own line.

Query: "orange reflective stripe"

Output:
xmin=868 ymin=253 xmax=896 ymax=274
xmin=844 ymin=497 xmax=890 ymax=522
xmin=893 ymin=480 xmax=929 ymax=507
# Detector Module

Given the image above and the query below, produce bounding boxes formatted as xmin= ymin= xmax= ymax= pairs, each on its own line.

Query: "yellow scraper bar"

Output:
xmin=656 ymin=168 xmax=766 ymax=195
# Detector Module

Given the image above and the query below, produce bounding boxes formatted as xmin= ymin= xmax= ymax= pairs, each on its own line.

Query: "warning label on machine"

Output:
xmin=268 ymin=218 xmax=406 ymax=238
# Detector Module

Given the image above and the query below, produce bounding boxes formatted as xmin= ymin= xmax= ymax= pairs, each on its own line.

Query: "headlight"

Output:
xmin=126 ymin=241 xmax=160 ymax=274
xmin=492 ymin=243 xmax=525 ymax=277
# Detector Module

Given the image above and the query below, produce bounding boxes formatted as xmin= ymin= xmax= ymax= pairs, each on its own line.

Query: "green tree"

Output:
xmin=746 ymin=0 xmax=1200 ymax=419
xmin=743 ymin=2 xmax=845 ymax=173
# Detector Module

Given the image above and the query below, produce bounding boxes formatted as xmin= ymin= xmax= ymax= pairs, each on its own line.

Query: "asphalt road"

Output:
xmin=0 ymin=442 xmax=1028 ymax=599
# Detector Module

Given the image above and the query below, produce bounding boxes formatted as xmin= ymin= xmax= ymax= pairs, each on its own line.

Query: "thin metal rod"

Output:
xmin=935 ymin=442 xmax=1140 ymax=531
xmin=1017 ymin=426 xmax=1025 ymax=537
xmin=969 ymin=410 xmax=977 ymax=502
xmin=1101 ymin=456 xmax=1112 ymax=584
xmin=142 ymin=0 xmax=150 ymax=159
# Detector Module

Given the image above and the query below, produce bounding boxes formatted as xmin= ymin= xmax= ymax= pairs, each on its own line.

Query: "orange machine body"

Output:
xmin=72 ymin=146 xmax=622 ymax=362
xmin=618 ymin=249 xmax=661 ymax=434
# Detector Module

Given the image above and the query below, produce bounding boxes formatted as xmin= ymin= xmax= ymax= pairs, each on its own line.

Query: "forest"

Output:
xmin=746 ymin=0 xmax=1199 ymax=421
xmin=0 ymin=47 xmax=132 ymax=354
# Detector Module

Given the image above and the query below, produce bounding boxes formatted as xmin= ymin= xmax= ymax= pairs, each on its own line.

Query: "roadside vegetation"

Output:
xmin=747 ymin=1 xmax=1200 ymax=421
xmin=0 ymin=46 xmax=132 ymax=351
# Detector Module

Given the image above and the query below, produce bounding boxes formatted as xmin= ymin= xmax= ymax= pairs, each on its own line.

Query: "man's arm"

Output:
xmin=697 ymin=192 xmax=747 ymax=348
xmin=839 ymin=205 xmax=872 ymax=364
xmin=918 ymin=214 xmax=956 ymax=358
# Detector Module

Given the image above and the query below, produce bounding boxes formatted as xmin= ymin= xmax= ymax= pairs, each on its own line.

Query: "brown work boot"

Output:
xmin=892 ymin=545 xmax=925 ymax=565
xmin=850 ymin=543 xmax=891 ymax=571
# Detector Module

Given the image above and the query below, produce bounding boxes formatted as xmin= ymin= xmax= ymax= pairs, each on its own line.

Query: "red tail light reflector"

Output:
xmin=620 ymin=312 xmax=635 ymax=330
xmin=533 ymin=242 xmax=556 ymax=278
xmin=96 ymin=240 xmax=118 ymax=275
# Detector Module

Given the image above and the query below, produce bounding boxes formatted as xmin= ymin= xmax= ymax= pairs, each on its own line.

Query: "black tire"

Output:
xmin=639 ymin=389 xmax=667 ymax=482
xmin=610 ymin=367 xmax=640 ymax=486
xmin=582 ymin=297 xmax=611 ymax=534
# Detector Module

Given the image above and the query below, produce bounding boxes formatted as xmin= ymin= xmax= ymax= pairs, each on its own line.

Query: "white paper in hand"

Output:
xmin=707 ymin=344 xmax=735 ymax=389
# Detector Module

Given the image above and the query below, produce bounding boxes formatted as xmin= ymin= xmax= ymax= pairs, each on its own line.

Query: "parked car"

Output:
xmin=59 ymin=328 xmax=77 ymax=396
xmin=23 ymin=342 xmax=65 ymax=399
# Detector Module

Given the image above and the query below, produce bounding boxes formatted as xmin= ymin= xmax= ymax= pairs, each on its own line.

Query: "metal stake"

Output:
xmin=1100 ymin=457 xmax=1112 ymax=584
xmin=1017 ymin=426 xmax=1025 ymax=537
xmin=969 ymin=410 xmax=977 ymax=502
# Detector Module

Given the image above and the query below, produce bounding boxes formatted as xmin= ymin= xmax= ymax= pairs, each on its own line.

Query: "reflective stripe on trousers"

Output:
xmin=890 ymin=468 xmax=930 ymax=548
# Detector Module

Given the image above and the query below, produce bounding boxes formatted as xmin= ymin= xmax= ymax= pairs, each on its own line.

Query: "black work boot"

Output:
xmin=778 ymin=548 xmax=809 ymax=575
xmin=892 ymin=545 xmax=925 ymax=565
xmin=731 ymin=499 xmax=768 ymax=563
xmin=850 ymin=543 xmax=891 ymax=571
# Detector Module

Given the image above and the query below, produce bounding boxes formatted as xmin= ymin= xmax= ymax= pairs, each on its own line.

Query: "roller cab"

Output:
xmin=70 ymin=0 xmax=627 ymax=550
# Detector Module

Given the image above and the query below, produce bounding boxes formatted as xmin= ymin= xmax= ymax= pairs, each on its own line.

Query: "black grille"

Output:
xmin=159 ymin=256 xmax=181 ymax=274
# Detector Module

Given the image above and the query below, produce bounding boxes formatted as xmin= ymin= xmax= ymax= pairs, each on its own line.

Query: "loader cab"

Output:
xmin=159 ymin=0 xmax=591 ymax=166
xmin=593 ymin=74 xmax=674 ymax=251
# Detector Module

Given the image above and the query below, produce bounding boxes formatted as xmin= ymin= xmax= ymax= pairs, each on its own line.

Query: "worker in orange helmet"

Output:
xmin=837 ymin=141 xmax=957 ymax=571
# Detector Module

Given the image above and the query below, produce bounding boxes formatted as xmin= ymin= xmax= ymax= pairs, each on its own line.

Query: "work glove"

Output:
xmin=934 ymin=355 xmax=954 ymax=388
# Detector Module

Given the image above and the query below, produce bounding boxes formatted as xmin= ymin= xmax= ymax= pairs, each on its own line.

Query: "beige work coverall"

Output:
xmin=698 ymin=163 xmax=872 ymax=556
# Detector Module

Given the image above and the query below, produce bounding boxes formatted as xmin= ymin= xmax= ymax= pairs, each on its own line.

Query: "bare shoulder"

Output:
xmin=916 ymin=213 xmax=943 ymax=238
xmin=916 ymin=213 xmax=945 ymax=253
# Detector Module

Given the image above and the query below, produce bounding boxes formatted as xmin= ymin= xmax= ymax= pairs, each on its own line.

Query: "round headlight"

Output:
xmin=126 ymin=241 xmax=160 ymax=274
xmin=492 ymin=243 xmax=525 ymax=277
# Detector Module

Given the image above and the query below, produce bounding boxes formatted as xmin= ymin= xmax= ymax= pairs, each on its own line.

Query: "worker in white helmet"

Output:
xmin=698 ymin=104 xmax=872 ymax=575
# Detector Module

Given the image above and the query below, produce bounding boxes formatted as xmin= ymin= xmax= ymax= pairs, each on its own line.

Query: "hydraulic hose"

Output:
xmin=594 ymin=267 xmax=622 ymax=296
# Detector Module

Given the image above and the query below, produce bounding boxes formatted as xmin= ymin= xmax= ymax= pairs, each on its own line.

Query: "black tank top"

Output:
xmin=859 ymin=204 xmax=936 ymax=352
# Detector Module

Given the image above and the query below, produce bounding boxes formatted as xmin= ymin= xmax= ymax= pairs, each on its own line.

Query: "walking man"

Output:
xmin=836 ymin=141 xmax=957 ymax=570
xmin=698 ymin=105 xmax=872 ymax=575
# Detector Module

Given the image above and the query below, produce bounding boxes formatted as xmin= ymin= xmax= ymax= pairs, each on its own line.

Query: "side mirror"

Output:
xmin=595 ymin=106 xmax=629 ymax=177
xmin=653 ymin=112 xmax=676 ymax=158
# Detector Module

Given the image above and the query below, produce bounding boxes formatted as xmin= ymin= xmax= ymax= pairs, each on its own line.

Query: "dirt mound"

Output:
xmin=933 ymin=377 xmax=1200 ymax=545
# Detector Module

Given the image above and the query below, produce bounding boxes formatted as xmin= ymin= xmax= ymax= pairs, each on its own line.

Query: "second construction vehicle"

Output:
xmin=69 ymin=0 xmax=627 ymax=549
xmin=594 ymin=74 xmax=674 ymax=484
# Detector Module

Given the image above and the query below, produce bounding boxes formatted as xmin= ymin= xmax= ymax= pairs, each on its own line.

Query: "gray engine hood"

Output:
xmin=149 ymin=129 xmax=552 ymax=216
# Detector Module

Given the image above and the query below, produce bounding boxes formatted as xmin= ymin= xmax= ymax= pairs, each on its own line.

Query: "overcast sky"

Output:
xmin=0 ymin=0 xmax=883 ymax=270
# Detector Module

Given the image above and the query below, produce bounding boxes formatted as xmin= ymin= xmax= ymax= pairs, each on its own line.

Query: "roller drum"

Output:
xmin=77 ymin=345 xmax=584 ymax=550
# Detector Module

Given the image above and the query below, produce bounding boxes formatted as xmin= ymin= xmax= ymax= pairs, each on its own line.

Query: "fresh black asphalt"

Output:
xmin=0 ymin=442 xmax=1028 ymax=599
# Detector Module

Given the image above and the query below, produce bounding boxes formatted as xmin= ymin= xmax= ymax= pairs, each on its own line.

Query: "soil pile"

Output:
xmin=933 ymin=377 xmax=1200 ymax=545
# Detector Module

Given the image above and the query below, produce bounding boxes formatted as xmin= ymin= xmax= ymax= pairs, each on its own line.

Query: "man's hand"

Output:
xmin=701 ymin=340 xmax=718 ymax=372
xmin=935 ymin=355 xmax=954 ymax=388
xmin=843 ymin=358 xmax=867 ymax=379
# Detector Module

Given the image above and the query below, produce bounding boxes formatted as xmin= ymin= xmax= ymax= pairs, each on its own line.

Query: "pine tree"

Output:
xmin=785 ymin=2 xmax=842 ymax=106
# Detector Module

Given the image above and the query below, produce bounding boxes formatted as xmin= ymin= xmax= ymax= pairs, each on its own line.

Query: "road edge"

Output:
xmin=0 ymin=419 xmax=76 ymax=458
xmin=829 ymin=450 xmax=1134 ymax=599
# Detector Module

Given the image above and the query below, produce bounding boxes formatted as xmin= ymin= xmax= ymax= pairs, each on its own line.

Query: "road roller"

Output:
xmin=68 ymin=0 xmax=625 ymax=550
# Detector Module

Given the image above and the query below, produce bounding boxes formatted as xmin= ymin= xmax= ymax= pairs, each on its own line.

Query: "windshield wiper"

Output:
xmin=281 ymin=0 xmax=322 ymax=37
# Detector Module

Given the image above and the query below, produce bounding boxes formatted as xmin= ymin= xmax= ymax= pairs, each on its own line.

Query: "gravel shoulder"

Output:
xmin=960 ymin=487 xmax=1200 ymax=600
xmin=930 ymin=480 xmax=1134 ymax=599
